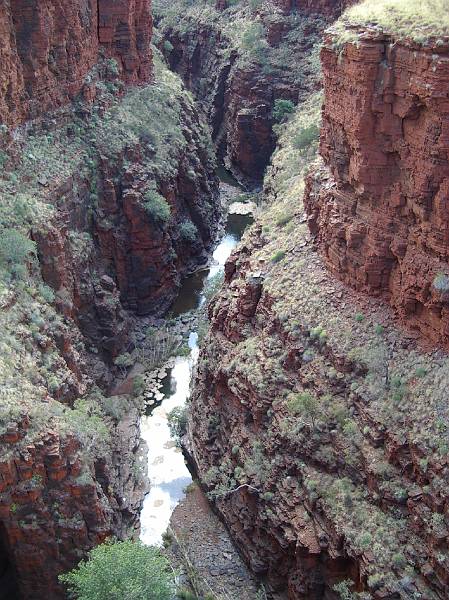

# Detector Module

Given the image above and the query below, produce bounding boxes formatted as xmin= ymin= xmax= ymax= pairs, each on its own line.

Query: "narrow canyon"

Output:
xmin=1 ymin=0 xmax=449 ymax=599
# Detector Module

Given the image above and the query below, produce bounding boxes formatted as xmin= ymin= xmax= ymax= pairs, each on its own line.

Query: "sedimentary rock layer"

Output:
xmin=304 ymin=32 xmax=449 ymax=347
xmin=0 ymin=411 xmax=145 ymax=600
xmin=0 ymin=0 xmax=152 ymax=127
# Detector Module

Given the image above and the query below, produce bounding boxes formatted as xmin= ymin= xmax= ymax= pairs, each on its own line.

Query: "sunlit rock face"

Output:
xmin=305 ymin=31 xmax=449 ymax=347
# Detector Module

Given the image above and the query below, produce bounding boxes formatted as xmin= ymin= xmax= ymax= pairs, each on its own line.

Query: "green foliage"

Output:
xmin=275 ymin=212 xmax=293 ymax=227
xmin=114 ymin=353 xmax=134 ymax=369
xmin=177 ymin=589 xmax=197 ymax=600
xmin=179 ymin=220 xmax=198 ymax=242
xmin=415 ymin=367 xmax=427 ymax=378
xmin=0 ymin=228 xmax=36 ymax=280
xmin=240 ymin=22 xmax=268 ymax=61
xmin=132 ymin=375 xmax=146 ymax=398
xmin=292 ymin=123 xmax=319 ymax=149
xmin=163 ymin=40 xmax=174 ymax=53
xmin=144 ymin=188 xmax=171 ymax=225
xmin=335 ymin=0 xmax=449 ymax=45
xmin=333 ymin=579 xmax=368 ymax=600
xmin=288 ymin=392 xmax=320 ymax=426
xmin=167 ymin=406 xmax=187 ymax=443
xmin=64 ymin=398 xmax=110 ymax=458
xmin=271 ymin=250 xmax=286 ymax=263
xmin=272 ymin=99 xmax=295 ymax=124
xmin=202 ymin=271 xmax=224 ymax=304
xmin=59 ymin=539 xmax=173 ymax=600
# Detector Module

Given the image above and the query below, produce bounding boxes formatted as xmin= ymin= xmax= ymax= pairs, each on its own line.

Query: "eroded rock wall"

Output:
xmin=0 ymin=411 xmax=146 ymax=599
xmin=304 ymin=32 xmax=449 ymax=347
xmin=0 ymin=0 xmax=152 ymax=128
xmin=157 ymin=1 xmax=327 ymax=183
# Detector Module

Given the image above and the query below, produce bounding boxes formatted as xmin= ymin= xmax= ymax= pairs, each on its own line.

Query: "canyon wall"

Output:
xmin=304 ymin=31 xmax=449 ymax=347
xmin=0 ymin=1 xmax=221 ymax=598
xmin=0 ymin=0 xmax=152 ymax=128
xmin=156 ymin=0 xmax=328 ymax=183
xmin=0 ymin=409 xmax=146 ymax=600
xmin=188 ymin=17 xmax=449 ymax=599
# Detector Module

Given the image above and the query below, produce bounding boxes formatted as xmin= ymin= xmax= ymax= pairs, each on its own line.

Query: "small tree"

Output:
xmin=272 ymin=99 xmax=295 ymax=123
xmin=144 ymin=187 xmax=171 ymax=225
xmin=179 ymin=220 xmax=198 ymax=242
xmin=0 ymin=228 xmax=36 ymax=280
xmin=288 ymin=391 xmax=320 ymax=427
xmin=59 ymin=540 xmax=173 ymax=600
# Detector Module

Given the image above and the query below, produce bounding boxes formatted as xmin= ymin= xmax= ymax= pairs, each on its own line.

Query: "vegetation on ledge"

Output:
xmin=334 ymin=0 xmax=449 ymax=45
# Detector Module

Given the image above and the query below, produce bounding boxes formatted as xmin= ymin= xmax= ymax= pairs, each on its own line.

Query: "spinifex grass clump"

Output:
xmin=335 ymin=0 xmax=449 ymax=44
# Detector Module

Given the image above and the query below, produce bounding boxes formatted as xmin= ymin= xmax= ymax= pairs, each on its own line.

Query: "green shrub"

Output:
xmin=144 ymin=188 xmax=171 ymax=224
xmin=0 ymin=228 xmax=36 ymax=280
xmin=163 ymin=40 xmax=174 ymax=53
xmin=240 ymin=22 xmax=268 ymax=61
xmin=292 ymin=124 xmax=320 ymax=150
xmin=271 ymin=250 xmax=286 ymax=263
xmin=179 ymin=220 xmax=198 ymax=242
xmin=275 ymin=212 xmax=293 ymax=227
xmin=132 ymin=375 xmax=146 ymax=398
xmin=167 ymin=406 xmax=187 ymax=443
xmin=59 ymin=540 xmax=173 ymax=600
xmin=288 ymin=392 xmax=319 ymax=426
xmin=272 ymin=99 xmax=295 ymax=124
xmin=335 ymin=0 xmax=449 ymax=45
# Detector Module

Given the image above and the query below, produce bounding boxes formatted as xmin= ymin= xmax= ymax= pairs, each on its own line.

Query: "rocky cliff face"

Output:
xmin=189 ymin=66 xmax=449 ymax=597
xmin=0 ymin=0 xmax=152 ymax=128
xmin=156 ymin=0 xmax=330 ymax=183
xmin=304 ymin=31 xmax=449 ymax=348
xmin=0 ymin=409 xmax=146 ymax=600
xmin=0 ymin=1 xmax=221 ymax=597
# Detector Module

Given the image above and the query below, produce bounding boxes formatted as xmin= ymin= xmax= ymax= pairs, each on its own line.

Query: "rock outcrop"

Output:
xmin=0 ymin=0 xmax=152 ymax=128
xmin=0 ymin=410 xmax=146 ymax=600
xmin=304 ymin=30 xmax=449 ymax=348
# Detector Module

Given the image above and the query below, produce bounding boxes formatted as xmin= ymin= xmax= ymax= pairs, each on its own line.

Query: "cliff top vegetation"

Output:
xmin=335 ymin=0 xmax=449 ymax=44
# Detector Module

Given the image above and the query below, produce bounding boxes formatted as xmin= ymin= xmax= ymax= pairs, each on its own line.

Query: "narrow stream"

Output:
xmin=139 ymin=178 xmax=253 ymax=546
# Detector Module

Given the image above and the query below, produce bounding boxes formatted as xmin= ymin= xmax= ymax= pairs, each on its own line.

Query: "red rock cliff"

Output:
xmin=0 ymin=0 xmax=152 ymax=127
xmin=305 ymin=30 xmax=449 ymax=347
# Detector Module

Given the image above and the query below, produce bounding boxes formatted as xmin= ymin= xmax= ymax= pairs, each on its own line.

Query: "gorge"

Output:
xmin=1 ymin=1 xmax=449 ymax=600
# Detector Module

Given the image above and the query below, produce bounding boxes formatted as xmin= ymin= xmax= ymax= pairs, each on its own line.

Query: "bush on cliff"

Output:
xmin=272 ymin=99 xmax=295 ymax=124
xmin=179 ymin=220 xmax=198 ymax=242
xmin=0 ymin=228 xmax=36 ymax=282
xmin=144 ymin=187 xmax=171 ymax=225
xmin=59 ymin=540 xmax=173 ymax=600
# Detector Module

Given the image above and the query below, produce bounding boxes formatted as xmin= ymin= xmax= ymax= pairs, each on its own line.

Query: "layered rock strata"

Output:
xmin=0 ymin=0 xmax=152 ymax=128
xmin=304 ymin=31 xmax=449 ymax=347
xmin=0 ymin=410 xmax=146 ymax=600
xmin=189 ymin=89 xmax=449 ymax=598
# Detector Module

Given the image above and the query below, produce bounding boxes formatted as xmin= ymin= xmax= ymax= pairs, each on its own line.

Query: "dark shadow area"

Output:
xmin=0 ymin=528 xmax=19 ymax=600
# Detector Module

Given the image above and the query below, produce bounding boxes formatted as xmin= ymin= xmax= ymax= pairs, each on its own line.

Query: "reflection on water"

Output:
xmin=169 ymin=270 xmax=209 ymax=317
xmin=140 ymin=169 xmax=253 ymax=546
xmin=216 ymin=164 xmax=242 ymax=188
xmin=170 ymin=213 xmax=254 ymax=317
